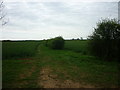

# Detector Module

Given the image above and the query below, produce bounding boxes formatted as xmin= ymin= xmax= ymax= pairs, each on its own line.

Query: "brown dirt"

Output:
xmin=38 ymin=67 xmax=95 ymax=88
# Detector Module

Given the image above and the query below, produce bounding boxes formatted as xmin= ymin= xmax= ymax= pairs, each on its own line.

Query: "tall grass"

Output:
xmin=2 ymin=41 xmax=40 ymax=59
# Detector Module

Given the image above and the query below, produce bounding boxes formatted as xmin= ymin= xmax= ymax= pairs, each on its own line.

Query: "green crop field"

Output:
xmin=2 ymin=40 xmax=119 ymax=88
xmin=2 ymin=41 xmax=40 ymax=59
xmin=64 ymin=40 xmax=89 ymax=54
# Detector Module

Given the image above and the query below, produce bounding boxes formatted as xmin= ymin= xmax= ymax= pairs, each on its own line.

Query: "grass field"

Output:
xmin=64 ymin=40 xmax=89 ymax=55
xmin=2 ymin=40 xmax=119 ymax=88
xmin=2 ymin=41 xmax=40 ymax=59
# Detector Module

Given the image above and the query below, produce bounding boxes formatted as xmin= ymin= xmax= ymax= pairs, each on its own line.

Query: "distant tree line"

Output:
xmin=72 ymin=37 xmax=84 ymax=40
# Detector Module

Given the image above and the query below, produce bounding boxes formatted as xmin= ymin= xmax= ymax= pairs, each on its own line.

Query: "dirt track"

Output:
xmin=38 ymin=67 xmax=95 ymax=88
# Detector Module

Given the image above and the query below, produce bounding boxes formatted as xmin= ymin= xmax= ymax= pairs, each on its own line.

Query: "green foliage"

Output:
xmin=2 ymin=41 xmax=39 ymax=59
xmin=47 ymin=36 xmax=65 ymax=50
xmin=88 ymin=19 xmax=120 ymax=61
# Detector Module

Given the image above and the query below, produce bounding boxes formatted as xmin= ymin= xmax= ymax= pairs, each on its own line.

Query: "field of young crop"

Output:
xmin=64 ymin=40 xmax=89 ymax=55
xmin=2 ymin=40 xmax=119 ymax=88
xmin=2 ymin=41 xmax=40 ymax=59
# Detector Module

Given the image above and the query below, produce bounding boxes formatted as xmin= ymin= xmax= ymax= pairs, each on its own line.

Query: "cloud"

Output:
xmin=4 ymin=0 xmax=120 ymax=2
xmin=1 ymin=2 xmax=118 ymax=40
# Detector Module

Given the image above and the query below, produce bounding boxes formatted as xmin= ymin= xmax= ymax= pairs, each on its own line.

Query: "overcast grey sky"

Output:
xmin=1 ymin=1 xmax=118 ymax=40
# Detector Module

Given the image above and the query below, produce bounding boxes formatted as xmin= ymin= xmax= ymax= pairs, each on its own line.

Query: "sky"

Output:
xmin=0 ymin=0 xmax=119 ymax=40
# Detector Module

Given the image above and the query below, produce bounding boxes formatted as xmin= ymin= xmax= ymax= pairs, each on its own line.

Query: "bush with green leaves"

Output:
xmin=47 ymin=36 xmax=65 ymax=50
xmin=88 ymin=19 xmax=120 ymax=61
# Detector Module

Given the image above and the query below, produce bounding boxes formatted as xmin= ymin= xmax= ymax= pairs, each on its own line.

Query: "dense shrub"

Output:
xmin=88 ymin=19 xmax=120 ymax=61
xmin=47 ymin=36 xmax=65 ymax=50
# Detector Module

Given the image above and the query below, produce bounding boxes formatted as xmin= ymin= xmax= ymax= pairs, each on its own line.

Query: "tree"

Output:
xmin=47 ymin=36 xmax=65 ymax=50
xmin=0 ymin=0 xmax=8 ymax=26
xmin=80 ymin=37 xmax=83 ymax=40
xmin=88 ymin=19 xmax=120 ymax=61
